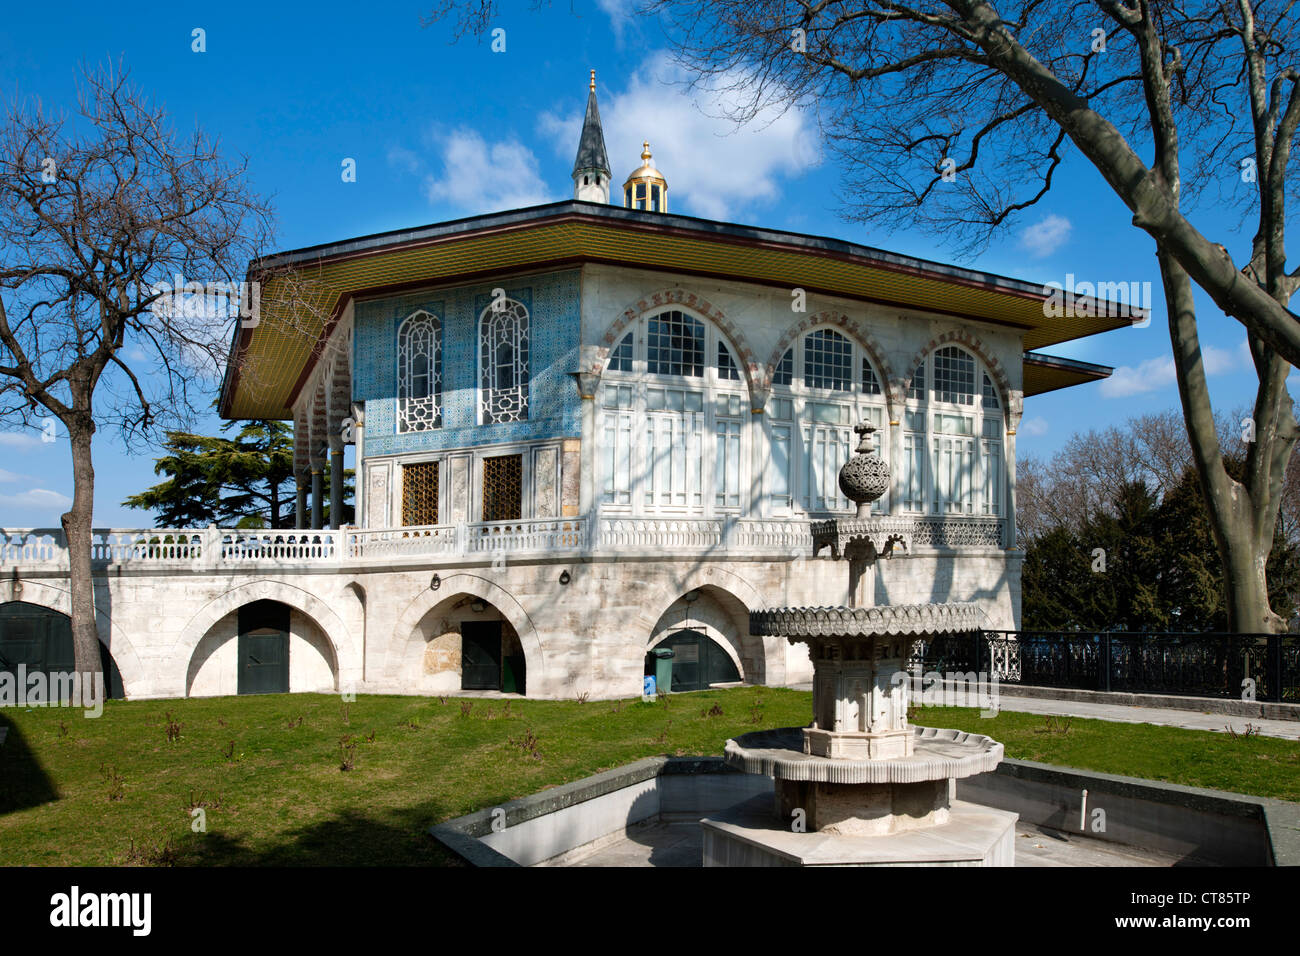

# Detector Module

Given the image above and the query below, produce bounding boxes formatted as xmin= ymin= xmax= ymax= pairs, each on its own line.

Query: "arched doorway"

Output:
xmin=185 ymin=596 xmax=338 ymax=697
xmin=461 ymin=619 xmax=526 ymax=693
xmin=410 ymin=593 xmax=528 ymax=695
xmin=645 ymin=630 xmax=741 ymax=692
xmin=0 ymin=601 xmax=123 ymax=698
xmin=238 ymin=600 xmax=289 ymax=695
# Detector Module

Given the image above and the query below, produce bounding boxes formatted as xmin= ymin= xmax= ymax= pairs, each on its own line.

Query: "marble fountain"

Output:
xmin=700 ymin=422 xmax=1018 ymax=866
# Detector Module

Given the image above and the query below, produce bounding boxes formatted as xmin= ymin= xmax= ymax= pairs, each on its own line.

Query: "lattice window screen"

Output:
xmin=482 ymin=454 xmax=523 ymax=522
xmin=480 ymin=300 xmax=530 ymax=424
xmin=398 ymin=311 xmax=442 ymax=432
xmin=402 ymin=461 xmax=439 ymax=526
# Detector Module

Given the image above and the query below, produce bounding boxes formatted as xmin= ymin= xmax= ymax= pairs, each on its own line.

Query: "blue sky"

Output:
xmin=0 ymin=0 xmax=1267 ymax=526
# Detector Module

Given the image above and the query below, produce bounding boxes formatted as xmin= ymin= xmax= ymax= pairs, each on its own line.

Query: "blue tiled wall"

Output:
xmin=353 ymin=270 xmax=581 ymax=457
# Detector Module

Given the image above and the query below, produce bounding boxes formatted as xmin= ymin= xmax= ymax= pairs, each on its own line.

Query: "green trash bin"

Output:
xmin=652 ymin=647 xmax=674 ymax=695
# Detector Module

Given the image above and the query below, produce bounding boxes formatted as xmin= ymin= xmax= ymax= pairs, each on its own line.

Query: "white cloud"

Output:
xmin=1101 ymin=345 xmax=1242 ymax=398
xmin=0 ymin=468 xmax=32 ymax=483
xmin=0 ymin=488 xmax=72 ymax=511
xmin=595 ymin=0 xmax=635 ymax=44
xmin=0 ymin=431 xmax=43 ymax=448
xmin=386 ymin=145 xmax=423 ymax=176
xmin=541 ymin=53 xmax=818 ymax=221
xmin=1018 ymin=214 xmax=1072 ymax=258
xmin=1020 ymin=416 xmax=1049 ymax=437
xmin=423 ymin=129 xmax=555 ymax=215
xmin=1201 ymin=345 xmax=1237 ymax=376
xmin=1100 ymin=356 xmax=1178 ymax=398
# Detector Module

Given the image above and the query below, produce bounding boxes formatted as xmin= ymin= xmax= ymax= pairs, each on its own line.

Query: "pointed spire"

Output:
xmin=572 ymin=71 xmax=611 ymax=202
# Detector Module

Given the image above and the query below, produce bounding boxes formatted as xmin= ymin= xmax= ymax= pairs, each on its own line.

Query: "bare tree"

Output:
xmin=428 ymin=0 xmax=1299 ymax=631
xmin=0 ymin=63 xmax=273 ymax=683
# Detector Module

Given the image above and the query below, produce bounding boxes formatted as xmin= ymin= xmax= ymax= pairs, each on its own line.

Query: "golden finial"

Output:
xmin=642 ymin=141 xmax=652 ymax=162
xmin=590 ymin=69 xmax=596 ymax=91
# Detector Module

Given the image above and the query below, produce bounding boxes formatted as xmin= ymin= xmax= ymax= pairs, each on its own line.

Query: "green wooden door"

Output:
xmin=0 ymin=601 xmax=121 ymax=698
xmin=647 ymin=630 xmax=741 ymax=692
xmin=238 ymin=601 xmax=289 ymax=695
xmin=461 ymin=622 xmax=502 ymax=690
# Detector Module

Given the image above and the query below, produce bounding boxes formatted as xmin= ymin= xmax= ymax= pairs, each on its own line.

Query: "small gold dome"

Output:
xmin=622 ymin=141 xmax=668 ymax=212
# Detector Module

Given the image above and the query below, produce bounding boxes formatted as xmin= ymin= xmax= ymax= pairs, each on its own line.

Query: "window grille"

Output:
xmin=402 ymin=461 xmax=439 ymax=526
xmin=482 ymin=454 xmax=523 ymax=522
xmin=397 ymin=311 xmax=442 ymax=432
xmin=480 ymin=300 xmax=530 ymax=424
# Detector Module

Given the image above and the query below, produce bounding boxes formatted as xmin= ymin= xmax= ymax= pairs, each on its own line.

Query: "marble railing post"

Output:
xmin=295 ymin=473 xmax=308 ymax=529
xmin=351 ymin=403 xmax=365 ymax=527
xmin=310 ymin=470 xmax=324 ymax=529
xmin=329 ymin=436 xmax=344 ymax=529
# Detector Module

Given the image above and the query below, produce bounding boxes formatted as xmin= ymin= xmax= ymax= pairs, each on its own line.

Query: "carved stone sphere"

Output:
xmin=839 ymin=453 xmax=891 ymax=504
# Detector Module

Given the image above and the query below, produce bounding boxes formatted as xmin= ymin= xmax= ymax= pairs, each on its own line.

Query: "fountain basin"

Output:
xmin=724 ymin=725 xmax=1004 ymax=784
xmin=725 ymin=725 xmax=1005 ymax=837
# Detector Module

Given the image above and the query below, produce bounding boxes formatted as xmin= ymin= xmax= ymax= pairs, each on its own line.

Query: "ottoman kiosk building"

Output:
xmin=0 ymin=77 xmax=1128 ymax=700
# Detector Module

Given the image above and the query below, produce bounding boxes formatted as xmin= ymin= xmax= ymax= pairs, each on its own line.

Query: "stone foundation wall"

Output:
xmin=4 ymin=548 xmax=1020 ymax=701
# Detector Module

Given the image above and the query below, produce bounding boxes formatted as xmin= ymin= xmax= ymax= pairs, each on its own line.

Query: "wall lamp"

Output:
xmin=430 ymin=573 xmax=441 ymax=591
xmin=559 ymin=570 xmax=571 ymax=585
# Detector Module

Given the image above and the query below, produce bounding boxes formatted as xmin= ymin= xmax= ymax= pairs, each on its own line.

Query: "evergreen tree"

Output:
xmin=124 ymin=420 xmax=297 ymax=528
xmin=1023 ymin=464 xmax=1300 ymax=632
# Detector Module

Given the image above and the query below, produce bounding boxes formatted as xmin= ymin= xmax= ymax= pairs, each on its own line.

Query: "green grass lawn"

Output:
xmin=0 ymin=688 xmax=1294 ymax=865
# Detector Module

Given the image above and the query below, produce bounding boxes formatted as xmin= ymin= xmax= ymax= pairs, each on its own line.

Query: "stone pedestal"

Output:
xmin=776 ymin=778 xmax=949 ymax=836
xmin=702 ymin=796 xmax=1017 ymax=867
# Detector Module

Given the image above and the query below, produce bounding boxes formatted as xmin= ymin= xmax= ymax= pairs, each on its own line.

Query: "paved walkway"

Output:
xmin=788 ymin=682 xmax=1300 ymax=740
xmin=985 ymin=695 xmax=1300 ymax=740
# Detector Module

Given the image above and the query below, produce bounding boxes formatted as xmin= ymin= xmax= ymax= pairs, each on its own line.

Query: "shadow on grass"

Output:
xmin=0 ymin=718 xmax=59 ymax=815
xmin=174 ymin=803 xmax=461 ymax=866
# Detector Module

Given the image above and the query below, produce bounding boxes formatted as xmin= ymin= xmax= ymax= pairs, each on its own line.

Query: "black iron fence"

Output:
xmin=907 ymin=631 xmax=1300 ymax=702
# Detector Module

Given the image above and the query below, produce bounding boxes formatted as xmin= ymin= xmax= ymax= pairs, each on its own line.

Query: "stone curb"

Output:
xmin=430 ymin=750 xmax=1297 ymax=867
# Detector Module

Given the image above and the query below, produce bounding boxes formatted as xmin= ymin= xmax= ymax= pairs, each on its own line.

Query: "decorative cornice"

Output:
xmin=749 ymin=601 xmax=983 ymax=640
xmin=811 ymin=516 xmax=914 ymax=559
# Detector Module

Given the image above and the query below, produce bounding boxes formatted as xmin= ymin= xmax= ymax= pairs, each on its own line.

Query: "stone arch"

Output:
xmin=600 ymin=288 xmax=763 ymax=396
xmin=897 ymin=328 xmax=1016 ymax=425
xmin=766 ymin=310 xmax=898 ymax=421
xmin=0 ymin=578 xmax=146 ymax=697
xmin=647 ymin=590 xmax=748 ymax=684
xmin=387 ymin=573 xmax=545 ymax=692
xmin=638 ymin=567 xmax=772 ymax=685
xmin=173 ymin=579 xmax=357 ymax=694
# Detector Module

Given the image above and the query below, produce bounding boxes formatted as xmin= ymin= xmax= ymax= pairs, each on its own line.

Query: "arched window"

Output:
xmin=608 ymin=333 xmax=633 ymax=372
xmin=767 ymin=328 xmax=887 ymax=515
xmin=903 ymin=344 xmax=1005 ymax=520
xmin=646 ymin=310 xmax=704 ymax=377
xmin=717 ymin=341 xmax=741 ymax=381
xmin=397 ymin=310 xmax=442 ymax=432
xmin=479 ymin=299 xmax=529 ymax=424
xmin=599 ymin=308 xmax=746 ymax=514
